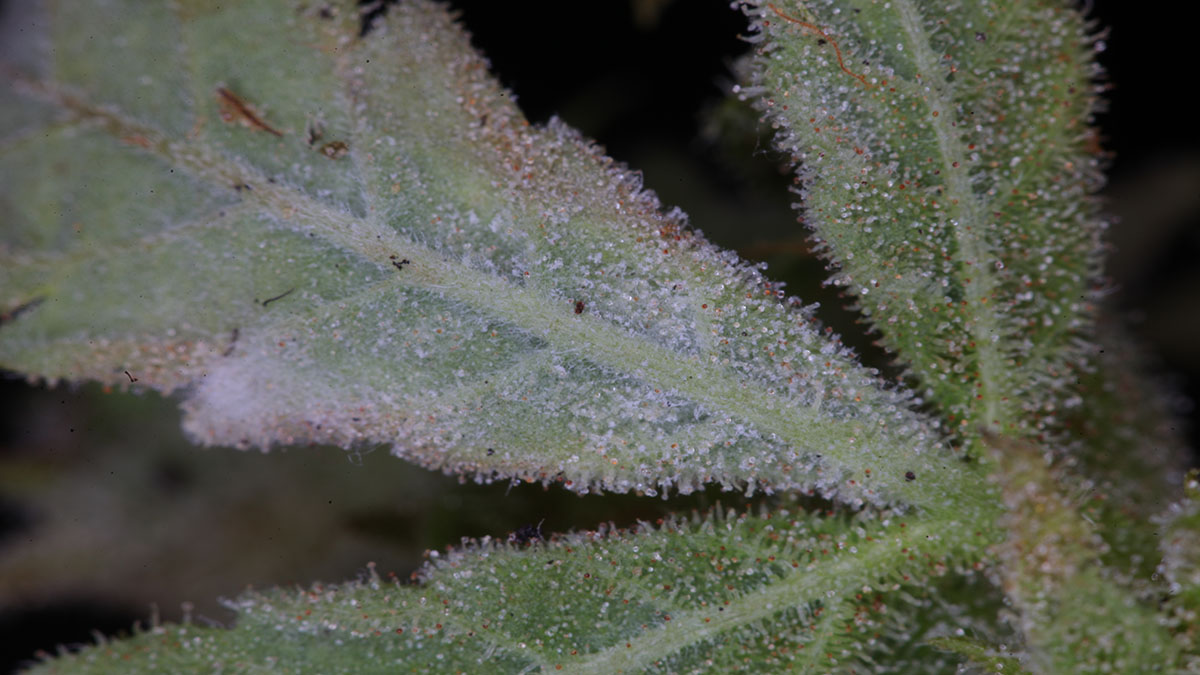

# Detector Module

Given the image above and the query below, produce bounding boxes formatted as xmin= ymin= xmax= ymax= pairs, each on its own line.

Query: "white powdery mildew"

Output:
xmin=1 ymin=0 xmax=975 ymax=510
xmin=195 ymin=1 xmax=968 ymax=506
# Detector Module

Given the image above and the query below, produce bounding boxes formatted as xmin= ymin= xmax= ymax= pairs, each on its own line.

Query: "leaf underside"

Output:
xmin=0 ymin=0 xmax=978 ymax=511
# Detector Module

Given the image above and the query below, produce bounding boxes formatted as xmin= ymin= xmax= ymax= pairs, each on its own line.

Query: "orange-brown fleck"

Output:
xmin=216 ymin=86 xmax=284 ymax=137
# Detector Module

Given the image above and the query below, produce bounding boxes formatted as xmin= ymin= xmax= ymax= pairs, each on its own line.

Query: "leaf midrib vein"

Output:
xmin=891 ymin=0 xmax=1009 ymax=437
xmin=563 ymin=517 xmax=959 ymax=673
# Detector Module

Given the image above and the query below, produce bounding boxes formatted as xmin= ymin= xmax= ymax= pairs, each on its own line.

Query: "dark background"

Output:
xmin=2 ymin=1 xmax=1197 ymax=671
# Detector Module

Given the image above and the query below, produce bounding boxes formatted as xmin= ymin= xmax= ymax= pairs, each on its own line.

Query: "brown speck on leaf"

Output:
xmin=216 ymin=86 xmax=284 ymax=137
xmin=905 ymin=471 xmax=916 ymax=481
xmin=320 ymin=141 xmax=349 ymax=159
xmin=120 ymin=135 xmax=153 ymax=149
xmin=574 ymin=300 xmax=585 ymax=314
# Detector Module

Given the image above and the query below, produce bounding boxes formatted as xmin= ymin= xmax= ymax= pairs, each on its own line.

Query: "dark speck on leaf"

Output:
xmin=306 ymin=120 xmax=325 ymax=146
xmin=358 ymin=0 xmax=391 ymax=37
xmin=261 ymin=288 xmax=295 ymax=307
xmin=509 ymin=519 xmax=544 ymax=545
xmin=224 ymin=327 xmax=240 ymax=357
xmin=905 ymin=471 xmax=916 ymax=481
xmin=0 ymin=297 xmax=45 ymax=326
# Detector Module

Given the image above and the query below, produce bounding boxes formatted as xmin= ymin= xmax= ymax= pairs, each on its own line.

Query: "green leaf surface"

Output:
xmin=926 ymin=636 xmax=1029 ymax=674
xmin=0 ymin=0 xmax=979 ymax=510
xmin=743 ymin=0 xmax=1104 ymax=440
xmin=24 ymin=504 xmax=985 ymax=674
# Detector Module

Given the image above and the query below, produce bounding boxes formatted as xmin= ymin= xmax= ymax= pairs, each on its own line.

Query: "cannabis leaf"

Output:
xmin=743 ymin=0 xmax=1104 ymax=443
xmin=5 ymin=0 xmax=1193 ymax=672
xmin=0 ymin=0 xmax=977 ymax=510
xmin=25 ymin=503 xmax=990 ymax=673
